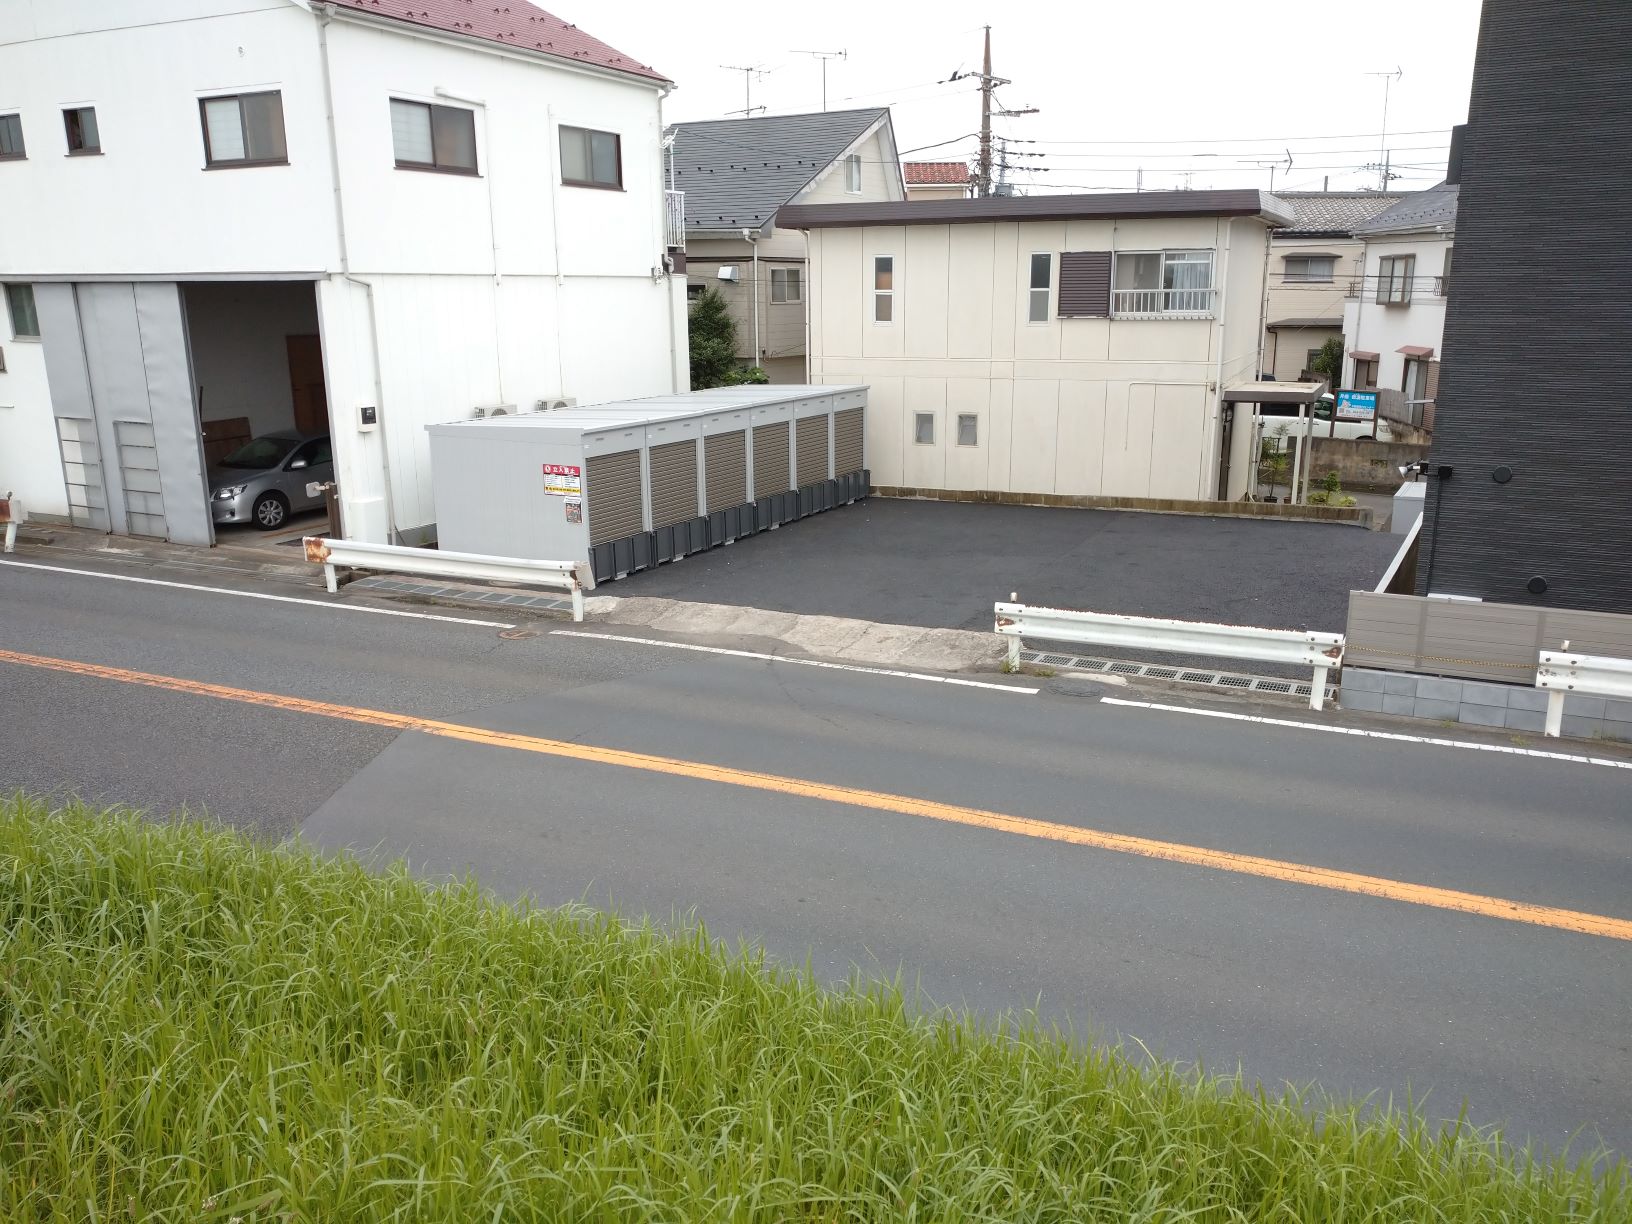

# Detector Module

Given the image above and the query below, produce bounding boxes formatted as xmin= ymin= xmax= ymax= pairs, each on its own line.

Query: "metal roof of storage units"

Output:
xmin=427 ymin=385 xmax=864 ymax=439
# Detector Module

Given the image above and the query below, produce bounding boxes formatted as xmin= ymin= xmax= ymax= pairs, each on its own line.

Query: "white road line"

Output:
xmin=1102 ymin=696 xmax=1632 ymax=771
xmin=0 ymin=558 xmax=514 ymax=629
xmin=551 ymin=630 xmax=1039 ymax=695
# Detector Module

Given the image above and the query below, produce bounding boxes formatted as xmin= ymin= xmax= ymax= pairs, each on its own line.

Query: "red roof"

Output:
xmin=904 ymin=160 xmax=971 ymax=186
xmin=329 ymin=0 xmax=667 ymax=83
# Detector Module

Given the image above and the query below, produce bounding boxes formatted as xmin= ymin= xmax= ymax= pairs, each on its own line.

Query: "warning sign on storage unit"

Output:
xmin=543 ymin=463 xmax=582 ymax=497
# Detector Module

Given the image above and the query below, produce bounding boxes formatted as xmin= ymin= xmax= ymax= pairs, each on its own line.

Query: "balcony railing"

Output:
xmin=665 ymin=189 xmax=685 ymax=251
xmin=1111 ymin=287 xmax=1216 ymax=317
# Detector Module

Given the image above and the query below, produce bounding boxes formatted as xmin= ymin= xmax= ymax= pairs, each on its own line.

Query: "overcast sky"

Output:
xmin=586 ymin=0 xmax=1483 ymax=195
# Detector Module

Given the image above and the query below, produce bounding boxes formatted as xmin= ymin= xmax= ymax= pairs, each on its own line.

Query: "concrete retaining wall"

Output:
xmin=1304 ymin=438 xmax=1430 ymax=492
xmin=1339 ymin=665 xmax=1632 ymax=742
xmin=874 ymin=486 xmax=1374 ymax=527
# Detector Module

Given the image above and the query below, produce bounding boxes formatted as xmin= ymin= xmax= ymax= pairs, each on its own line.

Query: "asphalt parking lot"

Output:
xmin=623 ymin=498 xmax=1403 ymax=633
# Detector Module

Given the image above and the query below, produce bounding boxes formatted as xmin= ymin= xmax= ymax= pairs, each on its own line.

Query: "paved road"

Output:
xmin=621 ymin=499 xmax=1403 ymax=632
xmin=2 ymin=554 xmax=1629 ymax=1161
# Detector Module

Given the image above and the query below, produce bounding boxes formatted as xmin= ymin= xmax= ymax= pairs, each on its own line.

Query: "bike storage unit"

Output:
xmin=426 ymin=386 xmax=868 ymax=584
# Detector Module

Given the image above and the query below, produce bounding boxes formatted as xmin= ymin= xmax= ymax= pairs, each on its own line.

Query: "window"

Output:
xmin=1353 ymin=358 xmax=1378 ymax=389
xmin=845 ymin=153 xmax=861 ymax=193
xmin=200 ymin=92 xmax=286 ymax=167
xmin=63 ymin=106 xmax=99 ymax=154
xmin=286 ymin=437 xmax=332 ymax=469
xmin=4 ymin=284 xmax=39 ymax=339
xmin=1439 ymin=247 xmax=1453 ymax=296
xmin=1027 ymin=253 xmax=1051 ymax=322
xmin=559 ymin=124 xmax=621 ymax=189
xmin=686 ymin=282 xmax=707 ymax=302
xmin=0 ymin=113 xmax=25 ymax=160
xmin=391 ymin=99 xmax=477 ymax=174
xmin=770 ymin=267 xmax=802 ymax=303
xmin=1403 ymin=358 xmax=1430 ymax=403
xmin=914 ymin=413 xmax=934 ymax=445
xmin=1283 ymin=255 xmax=1335 ymax=283
xmin=1376 ymin=254 xmax=1415 ymax=304
xmin=873 ymin=255 xmax=894 ymax=323
xmin=1305 ymin=348 xmax=1324 ymax=377
xmin=956 ymin=413 xmax=978 ymax=447
xmin=1112 ymin=250 xmax=1215 ymax=315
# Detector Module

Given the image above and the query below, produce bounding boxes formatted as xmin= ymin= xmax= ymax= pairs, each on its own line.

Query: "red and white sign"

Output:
xmin=542 ymin=463 xmax=582 ymax=497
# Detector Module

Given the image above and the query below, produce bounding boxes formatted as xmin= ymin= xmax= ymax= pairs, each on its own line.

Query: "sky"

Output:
xmin=583 ymin=0 xmax=1483 ymax=195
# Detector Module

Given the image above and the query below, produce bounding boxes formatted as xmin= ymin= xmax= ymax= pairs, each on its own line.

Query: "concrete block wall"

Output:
xmin=1339 ymin=666 xmax=1632 ymax=742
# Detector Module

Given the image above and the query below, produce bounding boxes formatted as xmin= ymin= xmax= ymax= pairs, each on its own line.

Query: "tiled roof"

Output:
xmin=1273 ymin=191 xmax=1406 ymax=236
xmin=1352 ymin=182 xmax=1459 ymax=235
xmin=668 ymin=108 xmax=891 ymax=233
xmin=328 ymin=0 xmax=666 ymax=83
xmin=905 ymin=160 xmax=970 ymax=185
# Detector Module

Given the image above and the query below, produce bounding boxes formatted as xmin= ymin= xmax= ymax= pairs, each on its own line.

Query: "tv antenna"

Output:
xmin=1366 ymin=67 xmax=1403 ymax=191
xmin=792 ymin=49 xmax=846 ymax=111
xmin=720 ymin=64 xmax=767 ymax=117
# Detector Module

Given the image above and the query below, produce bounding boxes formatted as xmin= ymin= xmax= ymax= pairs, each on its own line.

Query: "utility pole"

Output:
xmin=792 ymin=49 xmax=846 ymax=111
xmin=948 ymin=27 xmax=1037 ymax=198
xmin=720 ymin=64 xmax=766 ymax=117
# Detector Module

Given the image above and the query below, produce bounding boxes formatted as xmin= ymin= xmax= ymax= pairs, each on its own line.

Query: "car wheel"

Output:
xmin=1358 ymin=434 xmax=1374 ymax=442
xmin=253 ymin=492 xmax=289 ymax=531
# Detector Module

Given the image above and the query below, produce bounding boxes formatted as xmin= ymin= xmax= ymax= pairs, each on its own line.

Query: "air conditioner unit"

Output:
xmin=535 ymin=397 xmax=577 ymax=411
xmin=473 ymin=404 xmax=515 ymax=419
xmin=717 ymin=265 xmax=741 ymax=282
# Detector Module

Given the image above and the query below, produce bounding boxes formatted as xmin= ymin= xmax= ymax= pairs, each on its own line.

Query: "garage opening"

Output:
xmin=182 ymin=281 xmax=333 ymax=546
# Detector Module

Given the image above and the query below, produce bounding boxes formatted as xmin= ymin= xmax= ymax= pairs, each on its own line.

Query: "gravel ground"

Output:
xmin=619 ymin=498 xmax=1404 ymax=634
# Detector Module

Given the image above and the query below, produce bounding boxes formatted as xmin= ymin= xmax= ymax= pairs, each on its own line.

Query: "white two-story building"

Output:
xmin=0 ymin=0 xmax=686 ymax=546
xmin=779 ymin=190 xmax=1292 ymax=503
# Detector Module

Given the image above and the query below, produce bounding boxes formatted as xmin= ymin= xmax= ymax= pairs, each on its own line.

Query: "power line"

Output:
xmin=1014 ymin=126 xmax=1453 ymax=147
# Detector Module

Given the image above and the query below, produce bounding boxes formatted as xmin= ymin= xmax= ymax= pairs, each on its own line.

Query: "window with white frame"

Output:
xmin=873 ymin=255 xmax=893 ymax=322
xmin=1403 ymin=357 xmax=1430 ymax=402
xmin=956 ymin=413 xmax=978 ymax=446
xmin=0 ymin=113 xmax=23 ymax=160
xmin=845 ymin=153 xmax=861 ymax=193
xmin=1282 ymin=254 xmax=1335 ymax=282
xmin=1112 ymin=250 xmax=1215 ymax=315
xmin=770 ymin=267 xmax=802 ymax=303
xmin=5 ymin=283 xmax=40 ymax=339
xmin=1439 ymin=247 xmax=1453 ymax=296
xmin=1376 ymin=254 xmax=1415 ymax=304
xmin=1027 ymin=253 xmax=1051 ymax=322
xmin=914 ymin=412 xmax=934 ymax=445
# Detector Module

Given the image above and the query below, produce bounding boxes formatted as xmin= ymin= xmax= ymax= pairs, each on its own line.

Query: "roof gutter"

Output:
xmin=324 ymin=5 xmax=673 ymax=90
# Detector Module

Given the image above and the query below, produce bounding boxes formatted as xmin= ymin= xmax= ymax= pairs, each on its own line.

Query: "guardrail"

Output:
xmin=1 ymin=493 xmax=23 ymax=554
xmin=994 ymin=600 xmax=1344 ymax=710
xmin=1536 ymin=647 xmax=1632 ymax=737
xmin=303 ymin=537 xmax=594 ymax=622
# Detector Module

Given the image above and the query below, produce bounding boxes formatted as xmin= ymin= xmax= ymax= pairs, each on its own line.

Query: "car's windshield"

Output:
xmin=218 ymin=437 xmax=294 ymax=470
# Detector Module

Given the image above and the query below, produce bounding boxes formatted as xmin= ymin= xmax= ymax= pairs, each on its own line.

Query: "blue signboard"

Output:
xmin=1336 ymin=389 xmax=1378 ymax=421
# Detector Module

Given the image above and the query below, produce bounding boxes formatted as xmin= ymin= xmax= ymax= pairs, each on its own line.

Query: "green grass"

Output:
xmin=1 ymin=796 xmax=1625 ymax=1221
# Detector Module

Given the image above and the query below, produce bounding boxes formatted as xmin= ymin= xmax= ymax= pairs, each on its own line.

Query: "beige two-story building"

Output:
xmin=668 ymin=108 xmax=903 ymax=382
xmin=778 ymin=190 xmax=1294 ymax=502
xmin=1262 ymin=192 xmax=1402 ymax=382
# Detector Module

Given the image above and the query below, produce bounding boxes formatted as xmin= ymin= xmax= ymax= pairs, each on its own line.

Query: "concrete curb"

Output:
xmin=586 ymin=595 xmax=1006 ymax=672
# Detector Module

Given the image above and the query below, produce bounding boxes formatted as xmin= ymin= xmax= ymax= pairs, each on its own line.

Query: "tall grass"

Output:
xmin=1 ymin=794 xmax=1624 ymax=1221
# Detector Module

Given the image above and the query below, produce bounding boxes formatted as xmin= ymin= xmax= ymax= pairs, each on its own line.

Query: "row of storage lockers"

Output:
xmin=584 ymin=406 xmax=866 ymax=583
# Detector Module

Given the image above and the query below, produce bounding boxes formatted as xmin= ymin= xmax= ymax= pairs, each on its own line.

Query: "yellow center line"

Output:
xmin=6 ymin=645 xmax=1631 ymax=944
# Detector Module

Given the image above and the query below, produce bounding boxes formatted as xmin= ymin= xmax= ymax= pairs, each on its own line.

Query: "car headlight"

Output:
xmin=215 ymin=486 xmax=246 ymax=500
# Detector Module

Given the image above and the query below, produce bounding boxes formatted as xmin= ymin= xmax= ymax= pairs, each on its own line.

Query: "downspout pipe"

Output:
xmin=742 ymin=226 xmax=760 ymax=370
xmin=317 ymin=4 xmax=397 ymax=541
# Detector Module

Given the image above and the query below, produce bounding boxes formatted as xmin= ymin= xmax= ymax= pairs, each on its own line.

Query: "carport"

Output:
xmin=1220 ymin=379 xmax=1328 ymax=504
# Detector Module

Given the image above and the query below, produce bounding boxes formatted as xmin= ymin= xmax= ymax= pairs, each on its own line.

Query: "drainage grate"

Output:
xmin=1018 ymin=648 xmax=1337 ymax=702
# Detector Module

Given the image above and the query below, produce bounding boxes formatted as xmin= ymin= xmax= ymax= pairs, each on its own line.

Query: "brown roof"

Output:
xmin=329 ymin=0 xmax=667 ymax=83
xmin=779 ymin=189 xmax=1295 ymax=230
xmin=904 ymin=161 xmax=970 ymax=185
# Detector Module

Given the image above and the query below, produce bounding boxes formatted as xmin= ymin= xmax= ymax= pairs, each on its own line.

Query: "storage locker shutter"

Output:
xmin=586 ymin=449 xmax=643 ymax=546
xmin=703 ymin=429 xmax=748 ymax=509
xmin=752 ymin=422 xmax=791 ymax=498
xmin=648 ymin=438 xmax=700 ymax=529
xmin=833 ymin=407 xmax=864 ymax=475
xmin=795 ymin=415 xmax=829 ymax=486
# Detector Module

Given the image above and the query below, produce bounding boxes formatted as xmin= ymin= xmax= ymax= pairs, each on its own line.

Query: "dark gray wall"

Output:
xmin=1417 ymin=0 xmax=1632 ymax=612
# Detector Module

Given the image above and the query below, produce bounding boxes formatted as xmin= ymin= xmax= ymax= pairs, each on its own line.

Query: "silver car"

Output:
xmin=209 ymin=432 xmax=333 ymax=531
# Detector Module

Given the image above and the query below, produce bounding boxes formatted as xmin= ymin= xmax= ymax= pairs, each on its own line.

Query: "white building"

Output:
xmin=0 ymin=0 xmax=686 ymax=546
xmin=1341 ymin=183 xmax=1457 ymax=429
xmin=778 ymin=190 xmax=1292 ymax=502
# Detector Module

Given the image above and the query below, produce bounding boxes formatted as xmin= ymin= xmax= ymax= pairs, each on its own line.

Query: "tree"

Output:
xmin=1310 ymin=336 xmax=1345 ymax=385
xmin=688 ymin=288 xmax=741 ymax=390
